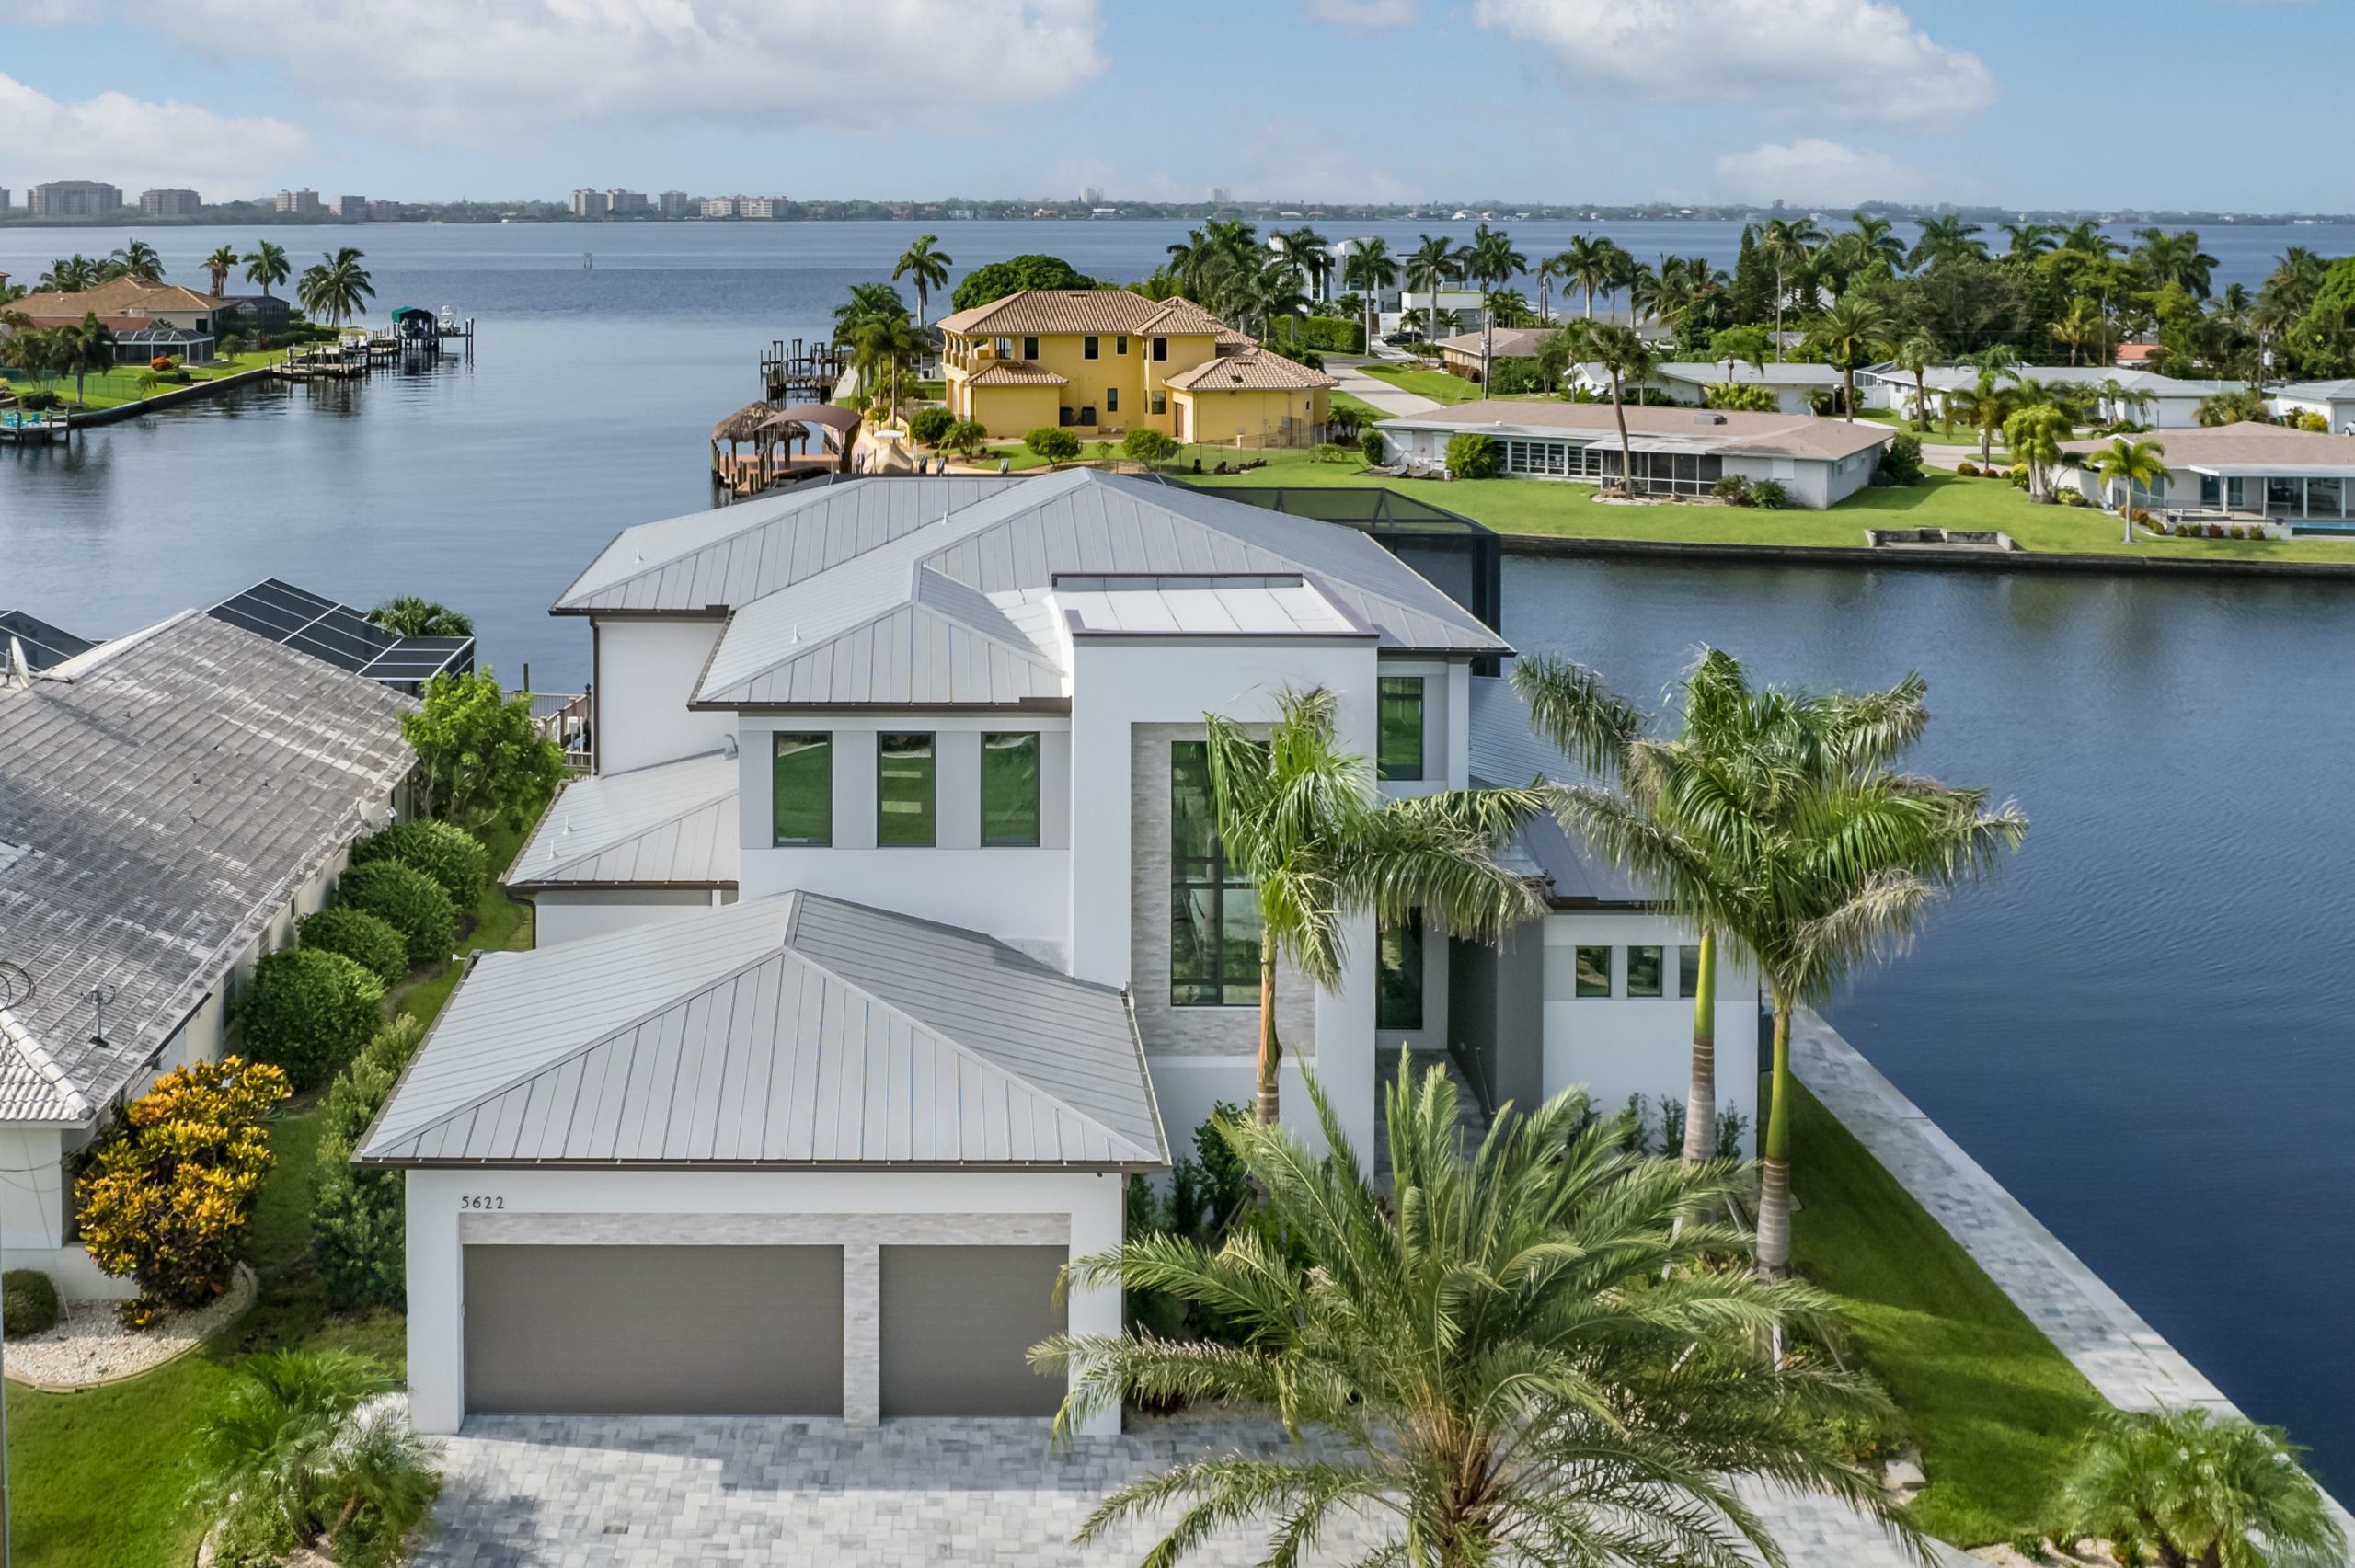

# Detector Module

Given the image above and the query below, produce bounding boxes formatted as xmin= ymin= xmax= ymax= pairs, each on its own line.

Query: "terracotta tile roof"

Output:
xmin=1164 ymin=346 xmax=1336 ymax=393
xmin=937 ymin=289 xmax=1239 ymax=339
xmin=965 ymin=359 xmax=1070 ymax=387
xmin=2060 ymin=419 xmax=2355 ymax=468
xmin=10 ymin=276 xmax=228 ymax=322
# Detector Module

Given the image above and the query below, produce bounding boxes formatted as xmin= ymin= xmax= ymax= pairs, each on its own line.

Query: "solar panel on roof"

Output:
xmin=205 ymin=579 xmax=476 ymax=693
xmin=0 ymin=610 xmax=96 ymax=671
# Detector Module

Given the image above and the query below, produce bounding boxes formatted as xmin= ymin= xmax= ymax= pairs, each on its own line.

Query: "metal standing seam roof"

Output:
xmin=686 ymin=469 xmax=1510 ymax=707
xmin=1466 ymin=674 xmax=1647 ymax=907
xmin=506 ymin=750 xmax=741 ymax=891
xmin=0 ymin=612 xmax=416 ymax=1124
xmin=1054 ymin=574 xmax=1367 ymax=638
xmin=355 ymin=891 xmax=1166 ymax=1169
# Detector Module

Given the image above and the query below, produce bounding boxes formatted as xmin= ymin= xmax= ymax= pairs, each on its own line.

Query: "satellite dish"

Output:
xmin=0 ymin=960 xmax=31 ymax=1010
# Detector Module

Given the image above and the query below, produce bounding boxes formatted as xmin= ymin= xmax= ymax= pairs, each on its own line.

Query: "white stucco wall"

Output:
xmin=594 ymin=618 xmax=738 ymax=775
xmin=1538 ymin=911 xmax=1762 ymax=1155
xmin=533 ymin=887 xmax=731 ymax=947
xmin=402 ymin=1165 xmax=1124 ymax=1436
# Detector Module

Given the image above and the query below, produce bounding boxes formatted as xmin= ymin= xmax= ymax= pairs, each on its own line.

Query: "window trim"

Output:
xmin=1083 ymin=334 xmax=1100 ymax=361
xmin=981 ymin=731 xmax=1041 ymax=848
xmin=875 ymin=731 xmax=937 ymax=848
xmin=1626 ymin=944 xmax=1665 ymax=999
xmin=1376 ymin=912 xmax=1425 ymax=1031
xmin=1115 ymin=334 xmax=1129 ymax=355
xmin=771 ymin=731 xmax=833 ymax=847
xmin=1150 ymin=390 xmax=1167 ymax=416
xmin=1105 ymin=386 xmax=1119 ymax=413
xmin=1678 ymin=944 xmax=1702 ymax=1000
xmin=1573 ymin=945 xmax=1613 ymax=999
xmin=1022 ymin=335 xmax=1039 ymax=360
xmin=1376 ymin=675 xmax=1426 ymax=782
xmin=1170 ymin=739 xmax=1257 ymax=1008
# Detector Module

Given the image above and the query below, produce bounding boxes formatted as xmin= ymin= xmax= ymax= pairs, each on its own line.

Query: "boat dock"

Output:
xmin=0 ymin=412 xmax=71 ymax=447
xmin=273 ymin=311 xmax=476 ymax=383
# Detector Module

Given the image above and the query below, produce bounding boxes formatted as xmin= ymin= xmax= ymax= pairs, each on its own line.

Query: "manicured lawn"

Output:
xmin=1330 ymin=389 xmax=1386 ymax=426
xmin=1788 ymin=1081 xmax=2104 ymax=1546
xmin=1353 ymin=361 xmax=1485 ymax=405
xmin=3 ymin=806 xmax=543 ymax=1568
xmin=2 ymin=350 xmax=284 ymax=414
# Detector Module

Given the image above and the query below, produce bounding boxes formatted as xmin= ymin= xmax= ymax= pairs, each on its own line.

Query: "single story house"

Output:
xmin=0 ymin=610 xmax=415 ymax=1296
xmin=8 ymin=276 xmax=230 ymax=335
xmin=1434 ymin=326 xmax=1555 ymax=380
xmin=2059 ymin=420 xmax=2355 ymax=532
xmin=2268 ymin=380 xmax=2355 ymax=434
xmin=1373 ymin=399 xmax=1894 ymax=509
xmin=208 ymin=578 xmax=477 ymax=696
xmin=1859 ymin=363 xmax=2240 ymax=429
xmin=1571 ymin=360 xmax=1844 ymax=417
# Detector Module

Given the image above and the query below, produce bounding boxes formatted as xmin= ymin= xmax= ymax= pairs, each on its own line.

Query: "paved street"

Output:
xmin=1326 ymin=357 xmax=1445 ymax=418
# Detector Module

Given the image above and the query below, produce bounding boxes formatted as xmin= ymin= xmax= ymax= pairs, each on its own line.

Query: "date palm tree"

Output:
xmin=1809 ymin=295 xmax=1887 ymax=421
xmin=296 ymin=247 xmax=374 ymax=331
xmin=2089 ymin=435 xmax=2170 ymax=541
xmin=203 ymin=245 xmax=241 ymax=298
xmin=890 ymin=234 xmax=952 ymax=326
xmin=1200 ymin=687 xmax=1544 ymax=1125
xmin=1577 ymin=320 xmax=1657 ymax=495
xmin=109 ymin=237 xmax=164 ymax=282
xmin=1039 ymin=1064 xmax=1921 ymax=1568
xmin=1340 ymin=236 xmax=1398 ymax=352
xmin=1405 ymin=233 xmax=1463 ymax=338
xmin=2056 ymin=1407 xmax=2342 ymax=1568
xmin=243 ymin=239 xmax=291 ymax=299
xmin=1551 ymin=655 xmax=2026 ymax=1277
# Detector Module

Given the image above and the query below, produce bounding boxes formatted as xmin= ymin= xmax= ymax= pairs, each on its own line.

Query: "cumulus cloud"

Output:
xmin=1473 ymin=0 xmax=1997 ymax=132
xmin=0 ymin=73 xmax=310 ymax=194
xmin=1712 ymin=137 xmax=1988 ymax=206
xmin=29 ymin=1 xmax=1105 ymax=139
xmin=1303 ymin=0 xmax=1419 ymax=28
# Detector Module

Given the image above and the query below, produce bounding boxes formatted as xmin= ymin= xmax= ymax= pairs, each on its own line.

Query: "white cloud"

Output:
xmin=1712 ymin=137 xmax=1988 ymax=206
xmin=32 ymin=1 xmax=1104 ymax=140
xmin=1303 ymin=0 xmax=1419 ymax=28
xmin=1473 ymin=0 xmax=1997 ymax=132
xmin=0 ymin=73 xmax=310 ymax=194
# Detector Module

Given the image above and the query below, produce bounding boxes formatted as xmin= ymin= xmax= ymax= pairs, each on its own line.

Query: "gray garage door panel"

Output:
xmin=879 ymin=1244 xmax=1066 ymax=1417
xmin=465 ymin=1243 xmax=843 ymax=1415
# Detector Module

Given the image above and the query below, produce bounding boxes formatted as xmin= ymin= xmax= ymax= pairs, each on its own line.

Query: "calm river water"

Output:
xmin=4 ymin=221 xmax=2352 ymax=1482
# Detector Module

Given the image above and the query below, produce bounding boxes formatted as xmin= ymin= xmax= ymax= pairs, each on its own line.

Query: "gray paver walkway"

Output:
xmin=419 ymin=1413 xmax=1951 ymax=1567
xmin=1327 ymin=357 xmax=1443 ymax=418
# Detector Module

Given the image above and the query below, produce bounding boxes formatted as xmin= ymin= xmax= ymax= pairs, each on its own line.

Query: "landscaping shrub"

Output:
xmin=1120 ymin=427 xmax=1180 ymax=467
xmin=17 ymin=389 xmax=60 ymax=412
xmin=1359 ymin=429 xmax=1387 ymax=466
xmin=1711 ymin=474 xmax=1755 ymax=506
xmin=295 ymin=907 xmax=408 ymax=987
xmin=1878 ymin=431 xmax=1924 ymax=486
xmin=1485 ymin=357 xmax=1545 ymax=395
xmin=1956 ymin=461 xmax=1980 ymax=476
xmin=338 ymin=859 xmax=457 ymax=970
xmin=2296 ymin=411 xmax=2329 ymax=433
xmin=1024 ymin=426 xmax=1081 ymax=464
xmin=1750 ymin=478 xmax=1790 ymax=510
xmin=2008 ymin=462 xmax=2030 ymax=489
xmin=238 ymin=947 xmax=385 ymax=1092
xmin=402 ymin=669 xmax=568 ymax=831
xmin=2056 ymin=486 xmax=2087 ymax=508
xmin=1310 ymin=441 xmax=1352 ymax=464
xmin=1264 ymin=315 xmax=1365 ymax=355
xmin=943 ymin=418 xmax=988 ymax=458
xmin=351 ymin=818 xmax=488 ymax=910
xmin=906 ymin=406 xmax=955 ymax=446
xmin=313 ymin=1016 xmax=427 ymax=1311
xmin=76 ymin=1058 xmax=290 ymax=1323
xmin=1443 ymin=431 xmax=1501 ymax=479
xmin=2 ymin=1268 xmax=60 ymax=1338
xmin=1703 ymin=381 xmax=1777 ymax=413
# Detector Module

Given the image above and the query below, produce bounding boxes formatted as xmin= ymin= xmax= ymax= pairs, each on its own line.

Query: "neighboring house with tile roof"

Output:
xmin=8 ymin=275 xmax=233 ymax=335
xmin=0 ymin=610 xmax=415 ymax=1296
xmin=937 ymin=289 xmax=1330 ymax=446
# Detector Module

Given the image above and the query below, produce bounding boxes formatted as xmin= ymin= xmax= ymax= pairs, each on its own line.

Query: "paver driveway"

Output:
xmin=418 ymin=1413 xmax=1950 ymax=1567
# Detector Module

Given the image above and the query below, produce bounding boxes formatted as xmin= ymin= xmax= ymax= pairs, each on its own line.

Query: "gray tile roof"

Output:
xmin=1466 ymin=675 xmax=1646 ymax=907
xmin=0 ymin=612 xmax=415 ymax=1124
xmin=357 ymin=892 xmax=1164 ymax=1168
xmin=506 ymin=750 xmax=741 ymax=891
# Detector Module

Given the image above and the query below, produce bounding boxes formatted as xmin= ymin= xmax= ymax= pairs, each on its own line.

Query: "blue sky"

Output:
xmin=0 ymin=1 xmax=2344 ymax=212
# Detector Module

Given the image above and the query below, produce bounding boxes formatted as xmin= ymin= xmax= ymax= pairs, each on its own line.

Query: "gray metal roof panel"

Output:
xmin=359 ymin=891 xmax=1163 ymax=1167
xmin=507 ymin=750 xmax=741 ymax=888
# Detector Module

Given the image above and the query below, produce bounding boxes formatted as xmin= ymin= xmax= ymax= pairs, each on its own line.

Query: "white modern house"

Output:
xmin=1373 ymin=399 xmax=1893 ymax=509
xmin=367 ymin=469 xmax=1755 ymax=1434
xmin=2059 ymin=420 xmax=2355 ymax=532
xmin=2267 ymin=379 xmax=2355 ymax=433
xmin=1572 ymin=360 xmax=1844 ymax=416
xmin=0 ymin=611 xmax=414 ymax=1296
xmin=1859 ymin=363 xmax=2240 ymax=429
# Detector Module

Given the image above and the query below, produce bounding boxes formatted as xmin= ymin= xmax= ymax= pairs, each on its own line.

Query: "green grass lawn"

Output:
xmin=1353 ymin=361 xmax=1485 ymax=405
xmin=4 ymin=807 xmax=543 ymax=1568
xmin=1330 ymin=389 xmax=1386 ymax=426
xmin=1789 ymin=1081 xmax=2104 ymax=1546
xmin=2 ymin=350 xmax=283 ymax=414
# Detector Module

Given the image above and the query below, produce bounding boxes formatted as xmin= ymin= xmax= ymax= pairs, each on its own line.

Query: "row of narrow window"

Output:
xmin=771 ymin=732 xmax=1040 ymax=848
xmin=1573 ymin=944 xmax=1706 ymax=1000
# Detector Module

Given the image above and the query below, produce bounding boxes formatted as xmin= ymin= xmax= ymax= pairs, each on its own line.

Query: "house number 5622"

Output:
xmin=460 ymin=1196 xmax=504 ymax=1210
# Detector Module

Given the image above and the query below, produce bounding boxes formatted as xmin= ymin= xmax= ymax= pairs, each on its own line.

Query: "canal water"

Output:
xmin=5 ymin=221 xmax=2353 ymax=1482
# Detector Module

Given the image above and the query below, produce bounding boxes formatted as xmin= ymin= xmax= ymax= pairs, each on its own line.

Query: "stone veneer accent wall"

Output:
xmin=1128 ymin=723 xmax=1316 ymax=1059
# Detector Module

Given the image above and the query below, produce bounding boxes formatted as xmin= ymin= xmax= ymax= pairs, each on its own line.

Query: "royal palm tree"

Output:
xmin=203 ymin=245 xmax=241 ymax=298
xmin=1552 ymin=657 xmax=2026 ymax=1277
xmin=1200 ymin=687 xmax=1543 ymax=1125
xmin=367 ymin=596 xmax=474 ymax=638
xmin=109 ymin=238 xmax=164 ymax=282
xmin=1888 ymin=328 xmax=1944 ymax=432
xmin=1579 ymin=320 xmax=1656 ymax=494
xmin=890 ymin=234 xmax=952 ymax=326
xmin=1040 ymin=1065 xmax=1921 ymax=1568
xmin=243 ymin=239 xmax=291 ymax=299
xmin=1907 ymin=214 xmax=1988 ymax=270
xmin=2089 ymin=436 xmax=2169 ymax=541
xmin=1556 ymin=234 xmax=1616 ymax=320
xmin=1809 ymin=295 xmax=1887 ymax=421
xmin=1464 ymin=223 xmax=1527 ymax=384
xmin=1276 ymin=224 xmax=1332 ymax=303
xmin=1340 ymin=236 xmax=1398 ymax=351
xmin=1845 ymin=212 xmax=1907 ymax=275
xmin=1404 ymin=233 xmax=1462 ymax=338
xmin=61 ymin=312 xmax=116 ymax=406
xmin=296 ymin=247 xmax=374 ymax=330
xmin=2056 ymin=1408 xmax=2342 ymax=1568
xmin=1756 ymin=217 xmax=1821 ymax=359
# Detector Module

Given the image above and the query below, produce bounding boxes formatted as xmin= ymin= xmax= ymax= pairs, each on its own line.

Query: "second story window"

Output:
xmin=1377 ymin=676 xmax=1425 ymax=781
xmin=1152 ymin=336 xmax=1168 ymax=361
xmin=877 ymin=733 xmax=936 ymax=846
xmin=1376 ymin=913 xmax=1424 ymax=1031
xmin=772 ymin=733 xmax=832 ymax=847
xmin=1083 ymin=335 xmax=1100 ymax=360
xmin=1116 ymin=334 xmax=1129 ymax=355
xmin=1170 ymin=740 xmax=1257 ymax=1006
xmin=1022 ymin=335 xmax=1039 ymax=360
xmin=982 ymin=732 xmax=1041 ymax=846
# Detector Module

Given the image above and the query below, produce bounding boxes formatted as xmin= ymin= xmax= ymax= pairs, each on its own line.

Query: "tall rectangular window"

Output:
xmin=1152 ymin=336 xmax=1168 ymax=361
xmin=982 ymin=732 xmax=1040 ymax=847
xmin=1377 ymin=676 xmax=1425 ymax=781
xmin=1084 ymin=335 xmax=1100 ymax=360
xmin=877 ymin=733 xmax=936 ymax=846
xmin=1678 ymin=944 xmax=1702 ymax=999
xmin=772 ymin=733 xmax=832 ymax=846
xmin=1022 ymin=335 xmax=1039 ymax=360
xmin=1574 ymin=945 xmax=1613 ymax=998
xmin=1116 ymin=334 xmax=1129 ymax=355
xmin=1170 ymin=740 xmax=1258 ymax=1006
xmin=1376 ymin=913 xmax=1424 ymax=1031
xmin=1150 ymin=391 xmax=1167 ymax=416
xmin=1105 ymin=386 xmax=1119 ymax=413
xmin=1626 ymin=945 xmax=1664 ymax=998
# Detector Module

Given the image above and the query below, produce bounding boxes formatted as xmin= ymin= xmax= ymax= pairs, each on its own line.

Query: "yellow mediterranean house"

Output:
xmin=937 ymin=289 xmax=1334 ymax=447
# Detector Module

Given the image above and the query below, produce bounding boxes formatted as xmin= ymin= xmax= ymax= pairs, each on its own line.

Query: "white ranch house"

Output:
xmin=2060 ymin=420 xmax=2355 ymax=533
xmin=1570 ymin=360 xmax=1844 ymax=416
xmin=1859 ymin=363 xmax=2246 ymax=429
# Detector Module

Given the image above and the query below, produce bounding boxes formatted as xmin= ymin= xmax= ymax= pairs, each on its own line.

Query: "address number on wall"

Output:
xmin=459 ymin=1196 xmax=505 ymax=1210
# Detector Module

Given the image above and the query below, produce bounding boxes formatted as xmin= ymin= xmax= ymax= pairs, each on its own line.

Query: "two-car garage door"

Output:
xmin=462 ymin=1242 xmax=1065 ymax=1418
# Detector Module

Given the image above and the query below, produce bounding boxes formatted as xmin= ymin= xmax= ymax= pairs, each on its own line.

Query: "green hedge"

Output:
xmin=1025 ymin=427 xmax=1081 ymax=463
xmin=313 ymin=1015 xmax=428 ymax=1310
xmin=296 ymin=907 xmax=408 ymax=986
xmin=351 ymin=818 xmax=488 ymax=910
xmin=337 ymin=859 xmax=457 ymax=970
xmin=1266 ymin=315 xmax=1366 ymax=355
xmin=2 ymin=1269 xmax=59 ymax=1338
xmin=1445 ymin=431 xmax=1501 ymax=479
xmin=238 ymin=946 xmax=385 ymax=1091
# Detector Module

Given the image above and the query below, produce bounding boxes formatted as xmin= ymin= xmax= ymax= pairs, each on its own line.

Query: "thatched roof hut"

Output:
xmin=711 ymin=403 xmax=775 ymax=446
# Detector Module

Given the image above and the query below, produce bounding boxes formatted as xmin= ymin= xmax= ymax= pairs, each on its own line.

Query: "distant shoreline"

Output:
xmin=7 ymin=209 xmax=2355 ymax=230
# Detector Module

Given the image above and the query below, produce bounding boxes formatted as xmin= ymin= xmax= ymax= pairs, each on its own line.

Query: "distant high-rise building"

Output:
xmin=0 ymin=189 xmax=12 ymax=213
xmin=569 ymin=188 xmax=608 ymax=217
xmin=701 ymin=196 xmax=784 ymax=219
xmin=331 ymin=194 xmax=371 ymax=219
xmin=699 ymin=196 xmax=737 ymax=219
xmin=366 ymin=200 xmax=401 ymax=222
xmin=29 ymin=180 xmax=123 ymax=218
xmin=1078 ymin=185 xmax=1103 ymax=206
xmin=272 ymin=189 xmax=323 ymax=215
xmin=658 ymin=190 xmax=689 ymax=217
xmin=140 ymin=188 xmax=201 ymax=217
xmin=1207 ymin=186 xmax=1233 ymax=205
xmin=605 ymin=188 xmax=649 ymax=216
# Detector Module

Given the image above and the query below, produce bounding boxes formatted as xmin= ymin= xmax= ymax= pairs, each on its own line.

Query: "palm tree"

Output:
xmin=368 ymin=596 xmax=474 ymax=637
xmin=851 ymin=313 xmax=924 ymax=421
xmin=1907 ymin=214 xmax=1988 ymax=271
xmin=1755 ymin=218 xmax=1821 ymax=359
xmin=1463 ymin=223 xmax=1527 ymax=386
xmin=1552 ymin=656 xmax=2026 ymax=1277
xmin=1809 ymin=295 xmax=1887 ymax=421
xmin=1999 ymin=222 xmax=2058 ymax=260
xmin=296 ymin=247 xmax=375 ymax=330
xmin=1276 ymin=225 xmax=1332 ymax=303
xmin=2059 ymin=220 xmax=2124 ymax=259
xmin=109 ymin=238 xmax=164 ymax=282
xmin=203 ymin=245 xmax=241 ymax=298
xmin=37 ymin=255 xmax=104 ymax=293
xmin=1947 ymin=352 xmax=2021 ymax=468
xmin=2057 ymin=1407 xmax=2342 ymax=1568
xmin=2197 ymin=386 xmax=2269 ymax=427
xmin=2132 ymin=226 xmax=2219 ymax=299
xmin=243 ymin=239 xmax=291 ymax=299
xmin=1200 ymin=687 xmax=1544 ymax=1125
xmin=1556 ymin=234 xmax=1615 ymax=320
xmin=1404 ymin=233 xmax=1462 ymax=338
xmin=2050 ymin=296 xmax=2101 ymax=366
xmin=1340 ymin=236 xmax=1398 ymax=352
xmin=1040 ymin=1065 xmax=1922 ymax=1568
xmin=1845 ymin=212 xmax=1906 ymax=275
xmin=890 ymin=235 xmax=952 ymax=326
xmin=1887 ymin=329 xmax=1943 ymax=432
xmin=2089 ymin=436 xmax=2170 ymax=541
xmin=2004 ymin=403 xmax=2074 ymax=502
xmin=61 ymin=312 xmax=116 ymax=406
xmin=832 ymin=280 xmax=910 ymax=348
xmin=1579 ymin=321 xmax=1657 ymax=494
